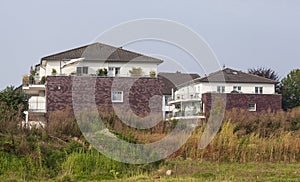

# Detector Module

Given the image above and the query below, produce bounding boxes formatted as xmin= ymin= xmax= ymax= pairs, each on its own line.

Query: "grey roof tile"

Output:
xmin=196 ymin=68 xmax=278 ymax=84
xmin=158 ymin=72 xmax=200 ymax=95
xmin=41 ymin=42 xmax=163 ymax=63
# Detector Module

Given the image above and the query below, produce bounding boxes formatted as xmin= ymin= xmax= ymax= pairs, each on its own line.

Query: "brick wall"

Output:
xmin=46 ymin=76 xmax=163 ymax=117
xmin=202 ymin=93 xmax=282 ymax=113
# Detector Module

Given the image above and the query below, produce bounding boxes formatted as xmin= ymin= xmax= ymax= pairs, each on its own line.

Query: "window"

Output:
xmin=217 ymin=86 xmax=225 ymax=93
xmin=233 ymin=86 xmax=241 ymax=92
xmin=248 ymin=103 xmax=256 ymax=111
xmin=83 ymin=67 xmax=88 ymax=74
xmin=77 ymin=66 xmax=88 ymax=76
xmin=115 ymin=67 xmax=120 ymax=76
xmin=108 ymin=67 xmax=121 ymax=77
xmin=112 ymin=91 xmax=123 ymax=102
xmin=255 ymin=87 xmax=263 ymax=94
xmin=164 ymin=96 xmax=169 ymax=105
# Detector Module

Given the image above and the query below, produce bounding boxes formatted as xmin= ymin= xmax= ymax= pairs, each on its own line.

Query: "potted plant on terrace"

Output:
xmin=97 ymin=68 xmax=108 ymax=76
xmin=41 ymin=76 xmax=46 ymax=84
xmin=23 ymin=75 xmax=29 ymax=86
xmin=149 ymin=70 xmax=156 ymax=78
xmin=129 ymin=67 xmax=142 ymax=76
xmin=52 ymin=68 xmax=57 ymax=76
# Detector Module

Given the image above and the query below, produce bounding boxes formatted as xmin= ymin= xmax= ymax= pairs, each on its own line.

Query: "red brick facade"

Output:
xmin=202 ymin=93 xmax=282 ymax=113
xmin=46 ymin=76 xmax=163 ymax=117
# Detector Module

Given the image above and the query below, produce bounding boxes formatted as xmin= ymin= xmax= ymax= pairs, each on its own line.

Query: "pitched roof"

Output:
xmin=41 ymin=42 xmax=163 ymax=63
xmin=158 ymin=72 xmax=200 ymax=95
xmin=196 ymin=68 xmax=278 ymax=84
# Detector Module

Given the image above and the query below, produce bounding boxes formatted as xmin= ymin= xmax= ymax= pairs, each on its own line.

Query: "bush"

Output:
xmin=96 ymin=68 xmax=108 ymax=76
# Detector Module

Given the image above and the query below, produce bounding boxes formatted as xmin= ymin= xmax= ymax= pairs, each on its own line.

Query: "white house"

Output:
xmin=36 ymin=42 xmax=162 ymax=79
xmin=168 ymin=68 xmax=280 ymax=119
xmin=22 ymin=42 xmax=163 ymax=123
xmin=158 ymin=72 xmax=200 ymax=119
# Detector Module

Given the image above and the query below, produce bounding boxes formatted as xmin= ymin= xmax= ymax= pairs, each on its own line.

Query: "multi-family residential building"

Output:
xmin=168 ymin=68 xmax=282 ymax=119
xmin=22 ymin=42 xmax=163 ymax=123
xmin=21 ymin=42 xmax=282 ymax=124
xmin=158 ymin=72 xmax=200 ymax=119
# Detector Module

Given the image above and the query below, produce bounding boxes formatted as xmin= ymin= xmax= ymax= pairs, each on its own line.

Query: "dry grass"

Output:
xmin=170 ymin=108 xmax=300 ymax=163
xmin=44 ymin=106 xmax=300 ymax=163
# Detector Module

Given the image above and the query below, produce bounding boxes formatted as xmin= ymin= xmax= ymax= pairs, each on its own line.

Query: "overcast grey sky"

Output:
xmin=0 ymin=0 xmax=299 ymax=90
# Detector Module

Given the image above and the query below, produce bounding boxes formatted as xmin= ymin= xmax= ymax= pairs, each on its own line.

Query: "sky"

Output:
xmin=0 ymin=0 xmax=299 ymax=90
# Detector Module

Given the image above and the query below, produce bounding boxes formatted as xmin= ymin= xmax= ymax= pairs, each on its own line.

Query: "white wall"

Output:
xmin=37 ymin=60 xmax=158 ymax=78
xmin=76 ymin=61 xmax=158 ymax=77
xmin=174 ymin=82 xmax=275 ymax=100
xmin=199 ymin=82 xmax=275 ymax=94
xmin=162 ymin=95 xmax=175 ymax=119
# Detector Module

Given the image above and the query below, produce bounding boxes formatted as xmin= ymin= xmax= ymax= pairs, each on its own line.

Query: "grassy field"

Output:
xmin=0 ymin=105 xmax=300 ymax=181
xmin=120 ymin=161 xmax=300 ymax=182
xmin=2 ymin=153 xmax=299 ymax=181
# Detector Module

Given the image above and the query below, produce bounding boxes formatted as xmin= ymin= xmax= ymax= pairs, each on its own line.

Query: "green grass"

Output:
xmin=1 ymin=105 xmax=300 ymax=181
xmin=114 ymin=161 xmax=300 ymax=182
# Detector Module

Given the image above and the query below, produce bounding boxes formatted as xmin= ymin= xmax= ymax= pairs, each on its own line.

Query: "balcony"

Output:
xmin=168 ymin=112 xmax=205 ymax=120
xmin=22 ymin=75 xmax=46 ymax=95
xmin=168 ymin=93 xmax=202 ymax=104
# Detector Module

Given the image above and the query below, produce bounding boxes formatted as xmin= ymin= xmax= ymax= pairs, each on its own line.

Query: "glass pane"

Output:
xmin=115 ymin=67 xmax=120 ymax=75
xmin=83 ymin=67 xmax=88 ymax=74
xmin=112 ymin=91 xmax=122 ymax=101
xmin=77 ymin=67 xmax=82 ymax=76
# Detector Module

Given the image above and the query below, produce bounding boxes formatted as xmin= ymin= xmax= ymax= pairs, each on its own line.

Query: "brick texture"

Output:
xmin=202 ymin=93 xmax=282 ymax=113
xmin=46 ymin=76 xmax=163 ymax=117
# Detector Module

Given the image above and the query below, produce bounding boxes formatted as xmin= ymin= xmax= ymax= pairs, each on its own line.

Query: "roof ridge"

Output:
xmin=158 ymin=72 xmax=199 ymax=75
xmin=41 ymin=43 xmax=93 ymax=60
xmin=197 ymin=67 xmax=278 ymax=84
xmin=41 ymin=42 xmax=163 ymax=63
xmin=198 ymin=68 xmax=224 ymax=80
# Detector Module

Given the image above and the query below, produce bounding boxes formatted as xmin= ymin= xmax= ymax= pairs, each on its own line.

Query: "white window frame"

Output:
xmin=108 ymin=67 xmax=121 ymax=77
xmin=115 ymin=67 xmax=121 ymax=76
xmin=255 ymin=87 xmax=263 ymax=94
xmin=233 ymin=86 xmax=241 ymax=92
xmin=248 ymin=103 xmax=256 ymax=111
xmin=77 ymin=66 xmax=88 ymax=76
xmin=111 ymin=91 xmax=123 ymax=103
xmin=217 ymin=86 xmax=225 ymax=93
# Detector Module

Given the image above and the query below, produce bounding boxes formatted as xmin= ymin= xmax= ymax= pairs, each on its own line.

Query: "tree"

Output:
xmin=280 ymin=69 xmax=300 ymax=110
xmin=248 ymin=67 xmax=280 ymax=81
xmin=0 ymin=86 xmax=27 ymax=111
xmin=248 ymin=67 xmax=280 ymax=92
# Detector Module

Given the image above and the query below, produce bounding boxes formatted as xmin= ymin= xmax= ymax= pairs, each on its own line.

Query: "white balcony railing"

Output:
xmin=168 ymin=93 xmax=201 ymax=104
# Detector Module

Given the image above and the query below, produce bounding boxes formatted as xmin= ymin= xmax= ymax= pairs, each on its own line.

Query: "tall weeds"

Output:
xmin=171 ymin=108 xmax=300 ymax=163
